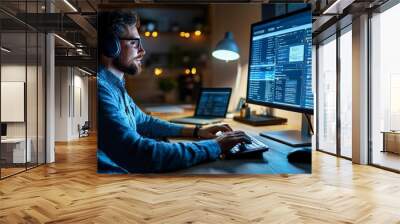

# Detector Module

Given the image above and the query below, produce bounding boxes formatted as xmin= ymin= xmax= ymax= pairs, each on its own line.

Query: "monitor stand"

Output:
xmin=260 ymin=113 xmax=312 ymax=147
xmin=233 ymin=114 xmax=287 ymax=126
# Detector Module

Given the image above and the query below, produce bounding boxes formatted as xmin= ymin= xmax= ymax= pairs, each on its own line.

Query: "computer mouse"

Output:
xmin=287 ymin=148 xmax=311 ymax=163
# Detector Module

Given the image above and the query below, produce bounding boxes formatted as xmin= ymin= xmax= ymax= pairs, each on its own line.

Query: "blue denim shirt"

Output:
xmin=97 ymin=66 xmax=221 ymax=173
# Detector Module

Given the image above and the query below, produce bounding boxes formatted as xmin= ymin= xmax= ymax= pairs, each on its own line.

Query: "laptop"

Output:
xmin=170 ymin=88 xmax=232 ymax=125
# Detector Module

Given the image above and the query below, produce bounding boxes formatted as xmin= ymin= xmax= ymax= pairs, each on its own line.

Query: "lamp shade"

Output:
xmin=212 ymin=32 xmax=240 ymax=61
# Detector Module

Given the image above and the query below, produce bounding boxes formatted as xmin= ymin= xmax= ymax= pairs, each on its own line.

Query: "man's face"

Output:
xmin=113 ymin=25 xmax=146 ymax=76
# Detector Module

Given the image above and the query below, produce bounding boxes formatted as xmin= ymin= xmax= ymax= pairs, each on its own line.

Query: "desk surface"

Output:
xmin=174 ymin=134 xmax=311 ymax=175
xmin=149 ymin=109 xmax=311 ymax=175
xmin=1 ymin=138 xmax=27 ymax=143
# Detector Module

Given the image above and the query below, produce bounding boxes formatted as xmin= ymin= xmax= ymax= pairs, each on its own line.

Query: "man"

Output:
xmin=97 ymin=10 xmax=251 ymax=173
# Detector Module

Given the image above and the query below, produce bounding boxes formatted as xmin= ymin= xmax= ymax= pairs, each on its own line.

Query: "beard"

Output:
xmin=113 ymin=56 xmax=141 ymax=76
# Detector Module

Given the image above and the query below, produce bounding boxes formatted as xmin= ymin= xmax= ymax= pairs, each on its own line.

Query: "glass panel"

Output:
xmin=0 ymin=1 xmax=46 ymax=178
xmin=1 ymin=33 xmax=27 ymax=177
xmin=27 ymin=31 xmax=38 ymax=169
xmin=317 ymin=36 xmax=337 ymax=154
xmin=339 ymin=28 xmax=352 ymax=158
xmin=371 ymin=3 xmax=400 ymax=171
xmin=38 ymin=32 xmax=45 ymax=165
xmin=1 ymin=0 xmax=28 ymax=177
xmin=37 ymin=0 xmax=46 ymax=166
xmin=25 ymin=0 xmax=38 ymax=169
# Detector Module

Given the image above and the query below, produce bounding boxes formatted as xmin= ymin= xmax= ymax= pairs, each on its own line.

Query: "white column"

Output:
xmin=352 ymin=14 xmax=369 ymax=164
xmin=46 ymin=0 xmax=55 ymax=163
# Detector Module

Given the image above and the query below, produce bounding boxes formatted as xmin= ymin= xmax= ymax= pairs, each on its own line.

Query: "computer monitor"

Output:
xmin=1 ymin=123 xmax=7 ymax=138
xmin=246 ymin=8 xmax=313 ymax=146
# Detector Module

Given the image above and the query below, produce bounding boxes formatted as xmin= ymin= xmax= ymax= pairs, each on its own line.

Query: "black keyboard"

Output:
xmin=225 ymin=135 xmax=269 ymax=159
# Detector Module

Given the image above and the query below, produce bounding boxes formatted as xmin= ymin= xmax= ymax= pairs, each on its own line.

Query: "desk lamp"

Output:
xmin=212 ymin=31 xmax=241 ymax=117
xmin=212 ymin=32 xmax=240 ymax=62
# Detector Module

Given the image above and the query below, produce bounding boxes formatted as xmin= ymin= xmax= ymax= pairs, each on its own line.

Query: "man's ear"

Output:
xmin=100 ymin=34 xmax=121 ymax=58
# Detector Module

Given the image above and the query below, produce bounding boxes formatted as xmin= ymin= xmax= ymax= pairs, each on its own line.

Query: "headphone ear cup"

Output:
xmin=101 ymin=35 xmax=121 ymax=58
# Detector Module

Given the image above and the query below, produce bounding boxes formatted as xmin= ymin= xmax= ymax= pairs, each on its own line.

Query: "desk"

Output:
xmin=1 ymin=138 xmax=31 ymax=164
xmin=149 ymin=110 xmax=311 ymax=174
xmin=381 ymin=131 xmax=400 ymax=154
xmin=173 ymin=134 xmax=311 ymax=174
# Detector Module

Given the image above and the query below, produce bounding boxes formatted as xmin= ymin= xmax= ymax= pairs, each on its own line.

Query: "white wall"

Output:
xmin=55 ymin=66 xmax=69 ymax=141
xmin=1 ymin=82 xmax=25 ymax=122
xmin=1 ymin=65 xmax=26 ymax=81
xmin=1 ymin=65 xmax=40 ymax=137
xmin=1 ymin=65 xmax=26 ymax=140
xmin=72 ymin=73 xmax=89 ymax=138
xmin=54 ymin=67 xmax=89 ymax=141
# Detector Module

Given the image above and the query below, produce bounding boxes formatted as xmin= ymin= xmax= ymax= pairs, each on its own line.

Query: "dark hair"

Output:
xmin=98 ymin=10 xmax=139 ymax=40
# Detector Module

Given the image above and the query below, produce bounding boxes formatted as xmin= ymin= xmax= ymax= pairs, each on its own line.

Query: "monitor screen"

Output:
xmin=246 ymin=8 xmax=313 ymax=114
xmin=195 ymin=88 xmax=232 ymax=117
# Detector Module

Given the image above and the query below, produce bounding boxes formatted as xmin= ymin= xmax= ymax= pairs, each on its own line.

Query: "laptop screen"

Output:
xmin=195 ymin=88 xmax=232 ymax=117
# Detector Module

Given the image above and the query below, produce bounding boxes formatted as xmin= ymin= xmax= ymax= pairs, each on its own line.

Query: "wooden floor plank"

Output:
xmin=0 ymin=135 xmax=400 ymax=223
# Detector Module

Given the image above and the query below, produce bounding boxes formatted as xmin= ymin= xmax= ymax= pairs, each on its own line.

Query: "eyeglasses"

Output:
xmin=119 ymin=37 xmax=142 ymax=49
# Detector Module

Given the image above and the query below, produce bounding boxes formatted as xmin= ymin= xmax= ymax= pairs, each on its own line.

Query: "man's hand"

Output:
xmin=197 ymin=124 xmax=233 ymax=139
xmin=215 ymin=131 xmax=252 ymax=155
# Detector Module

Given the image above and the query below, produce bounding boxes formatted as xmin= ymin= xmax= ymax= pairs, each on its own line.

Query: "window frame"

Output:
xmin=367 ymin=0 xmax=400 ymax=173
xmin=315 ymin=22 xmax=353 ymax=161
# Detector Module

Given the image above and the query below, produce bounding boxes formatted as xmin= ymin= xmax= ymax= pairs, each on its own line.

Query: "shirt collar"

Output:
xmin=98 ymin=65 xmax=126 ymax=88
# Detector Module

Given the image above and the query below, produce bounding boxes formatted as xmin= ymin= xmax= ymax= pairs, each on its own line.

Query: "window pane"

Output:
xmin=340 ymin=28 xmax=352 ymax=158
xmin=317 ymin=36 xmax=337 ymax=154
xmin=371 ymin=3 xmax=400 ymax=171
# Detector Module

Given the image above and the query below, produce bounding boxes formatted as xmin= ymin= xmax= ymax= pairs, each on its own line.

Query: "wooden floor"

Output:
xmin=1 ymin=135 xmax=400 ymax=223
xmin=1 ymin=167 xmax=26 ymax=178
xmin=1 ymin=163 xmax=44 ymax=178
